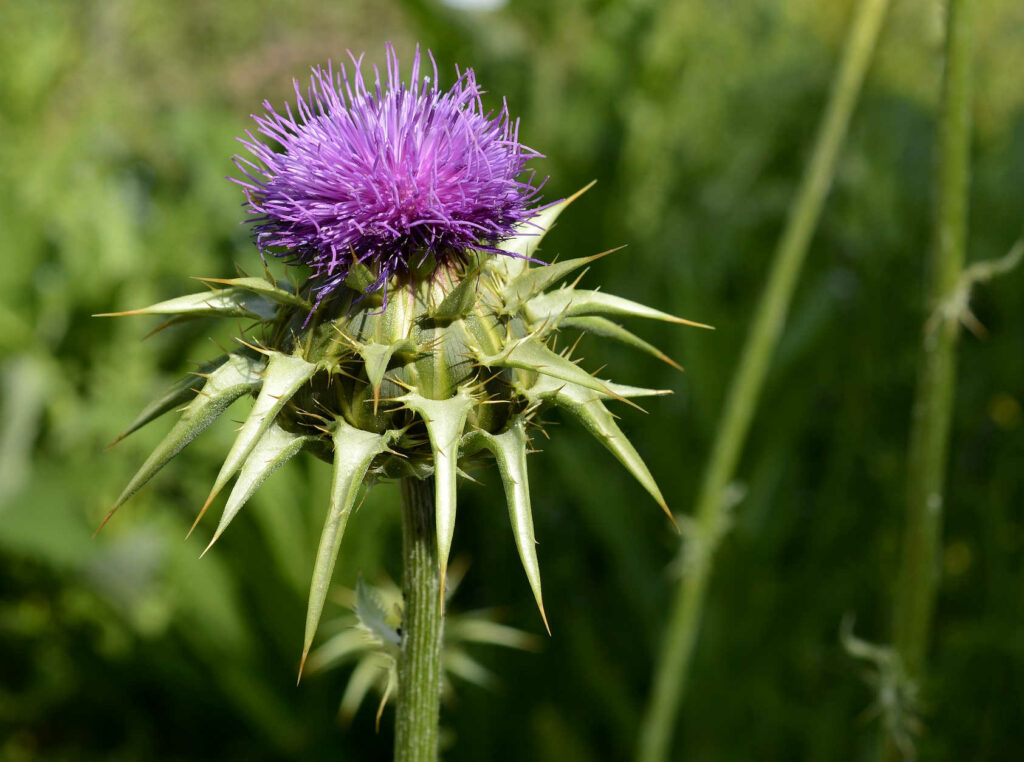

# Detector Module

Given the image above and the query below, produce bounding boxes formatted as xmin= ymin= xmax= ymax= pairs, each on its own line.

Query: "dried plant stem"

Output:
xmin=636 ymin=1 xmax=891 ymax=760
xmin=395 ymin=477 xmax=443 ymax=762
xmin=882 ymin=0 xmax=973 ymax=758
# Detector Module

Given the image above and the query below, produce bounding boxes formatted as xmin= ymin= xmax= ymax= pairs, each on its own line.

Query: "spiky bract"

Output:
xmin=306 ymin=574 xmax=537 ymax=725
xmin=233 ymin=45 xmax=542 ymax=304
xmin=101 ymin=193 xmax=709 ymax=664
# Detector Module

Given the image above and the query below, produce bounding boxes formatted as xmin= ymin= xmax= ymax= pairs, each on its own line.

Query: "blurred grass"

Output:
xmin=1 ymin=1 xmax=1022 ymax=760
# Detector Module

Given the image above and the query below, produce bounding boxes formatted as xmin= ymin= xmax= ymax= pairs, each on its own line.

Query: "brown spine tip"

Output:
xmin=192 ymin=276 xmax=235 ymax=286
xmin=669 ymin=316 xmax=715 ymax=330
xmin=296 ymin=648 xmax=309 ymax=686
xmin=563 ymin=179 xmax=597 ymax=205
xmin=657 ymin=352 xmax=685 ymax=372
xmin=186 ymin=491 xmax=218 ymax=539
xmin=92 ymin=309 xmax=147 ymax=318
xmin=92 ymin=506 xmax=120 ymax=538
xmin=538 ymin=602 xmax=552 ymax=637
xmin=660 ymin=502 xmax=680 ymax=533
xmin=199 ymin=536 xmax=217 ymax=559
xmin=141 ymin=318 xmax=180 ymax=341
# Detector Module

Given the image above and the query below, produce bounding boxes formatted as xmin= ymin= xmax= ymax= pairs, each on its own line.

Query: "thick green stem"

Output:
xmin=882 ymin=0 xmax=972 ymax=758
xmin=395 ymin=477 xmax=443 ymax=762
xmin=636 ymin=2 xmax=890 ymax=760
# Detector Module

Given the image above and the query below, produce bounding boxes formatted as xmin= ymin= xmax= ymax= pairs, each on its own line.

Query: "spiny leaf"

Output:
xmin=462 ymin=419 xmax=548 ymax=633
xmin=344 ymin=262 xmax=377 ymax=294
xmin=603 ymin=382 xmax=674 ymax=400
xmin=196 ymin=352 xmax=317 ymax=531
xmin=353 ymin=340 xmax=416 ymax=413
xmin=300 ymin=422 xmax=399 ymax=678
xmin=446 ymin=618 xmax=541 ymax=651
xmin=430 ymin=270 xmax=479 ymax=320
xmin=139 ymin=314 xmax=198 ymax=339
xmin=401 ymin=389 xmax=476 ymax=596
xmin=489 ymin=182 xmax=596 ymax=279
xmin=339 ymin=653 xmax=393 ymax=723
xmin=502 ymin=248 xmax=618 ymax=309
xmin=525 ymin=288 xmax=713 ymax=329
xmin=476 ymin=337 xmax=614 ymax=399
xmin=523 ymin=374 xmax=675 ymax=527
xmin=355 ymin=576 xmax=401 ymax=649
xmin=306 ymin=629 xmax=376 ymax=674
xmin=374 ymin=668 xmax=397 ymax=731
xmin=108 ymin=355 xmax=226 ymax=447
xmin=95 ymin=287 xmax=279 ymax=321
xmin=194 ymin=276 xmax=309 ymax=309
xmin=202 ymin=422 xmax=311 ymax=554
xmin=97 ymin=354 xmax=264 ymax=532
xmin=444 ymin=649 xmax=497 ymax=689
xmin=560 ymin=315 xmax=683 ymax=371
xmin=509 ymin=181 xmax=595 ymax=260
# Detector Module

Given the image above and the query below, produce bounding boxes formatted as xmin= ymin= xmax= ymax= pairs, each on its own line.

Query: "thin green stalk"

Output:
xmin=636 ymin=1 xmax=890 ymax=760
xmin=395 ymin=477 xmax=443 ymax=762
xmin=882 ymin=0 xmax=973 ymax=758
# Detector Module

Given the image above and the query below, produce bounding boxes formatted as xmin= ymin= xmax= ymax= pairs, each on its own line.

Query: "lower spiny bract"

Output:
xmin=100 ymin=194 xmax=709 ymax=664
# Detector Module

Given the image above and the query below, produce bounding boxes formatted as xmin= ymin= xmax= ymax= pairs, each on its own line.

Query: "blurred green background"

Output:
xmin=2 ymin=0 xmax=1022 ymax=759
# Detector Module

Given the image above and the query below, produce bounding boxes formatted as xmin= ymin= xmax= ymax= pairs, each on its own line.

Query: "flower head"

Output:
xmin=104 ymin=47 xmax=709 ymax=667
xmin=103 ymin=190 xmax=708 ymax=663
xmin=233 ymin=45 xmax=543 ymax=303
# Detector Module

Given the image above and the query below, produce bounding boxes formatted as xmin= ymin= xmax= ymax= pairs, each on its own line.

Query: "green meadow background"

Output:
xmin=2 ymin=0 xmax=1022 ymax=759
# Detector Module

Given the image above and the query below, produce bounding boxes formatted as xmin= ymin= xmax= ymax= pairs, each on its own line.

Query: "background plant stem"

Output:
xmin=636 ymin=1 xmax=891 ymax=759
xmin=395 ymin=477 xmax=443 ymax=762
xmin=882 ymin=0 xmax=973 ymax=758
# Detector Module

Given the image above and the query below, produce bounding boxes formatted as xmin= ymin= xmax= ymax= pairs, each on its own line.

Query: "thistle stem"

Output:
xmin=882 ymin=0 xmax=973 ymax=758
xmin=636 ymin=1 xmax=890 ymax=760
xmin=395 ymin=477 xmax=443 ymax=762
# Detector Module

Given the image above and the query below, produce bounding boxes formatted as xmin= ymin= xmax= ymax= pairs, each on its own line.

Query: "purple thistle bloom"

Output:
xmin=233 ymin=44 xmax=544 ymax=304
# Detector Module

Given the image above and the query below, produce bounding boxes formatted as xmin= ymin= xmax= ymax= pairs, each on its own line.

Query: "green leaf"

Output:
xmin=446 ymin=618 xmax=540 ymax=651
xmin=560 ymin=315 xmax=683 ymax=371
xmin=203 ymin=422 xmax=310 ymax=553
xmin=603 ymin=382 xmax=674 ymax=400
xmin=507 ymin=182 xmax=595 ymax=260
xmin=476 ymin=337 xmax=614 ymax=398
xmin=502 ymin=249 xmax=616 ymax=310
xmin=194 ymin=276 xmax=309 ymax=309
xmin=523 ymin=374 xmax=673 ymax=524
xmin=98 ymin=353 xmax=264 ymax=531
xmin=306 ymin=629 xmax=375 ymax=674
xmin=339 ymin=653 xmax=393 ymax=722
xmin=488 ymin=182 xmax=596 ymax=278
xmin=430 ymin=271 xmax=479 ymax=320
xmin=354 ymin=339 xmax=416 ymax=412
xmin=401 ymin=389 xmax=476 ymax=592
xmin=109 ymin=355 xmax=227 ymax=446
xmin=525 ymin=289 xmax=712 ymax=329
xmin=95 ymin=287 xmax=279 ymax=321
xmin=301 ymin=422 xmax=398 ymax=673
xmin=444 ymin=649 xmax=497 ymax=689
xmin=198 ymin=352 xmax=317 ymax=525
xmin=462 ymin=419 xmax=548 ymax=632
xmin=355 ymin=576 xmax=401 ymax=649
xmin=344 ymin=262 xmax=377 ymax=294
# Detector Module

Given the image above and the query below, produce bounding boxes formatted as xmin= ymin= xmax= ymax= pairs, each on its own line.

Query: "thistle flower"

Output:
xmin=99 ymin=47 xmax=710 ymax=674
xmin=233 ymin=44 xmax=543 ymax=304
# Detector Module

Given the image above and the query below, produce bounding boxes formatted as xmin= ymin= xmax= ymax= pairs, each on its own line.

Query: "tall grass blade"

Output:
xmin=637 ymin=1 xmax=892 ymax=759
